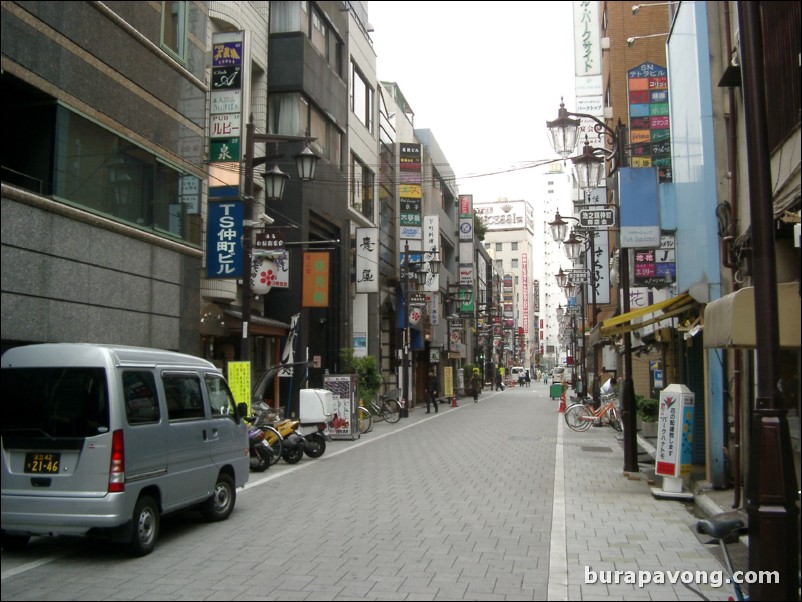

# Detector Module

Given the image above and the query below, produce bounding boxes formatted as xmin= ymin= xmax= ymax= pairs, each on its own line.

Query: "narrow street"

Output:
xmin=1 ymin=382 xmax=727 ymax=601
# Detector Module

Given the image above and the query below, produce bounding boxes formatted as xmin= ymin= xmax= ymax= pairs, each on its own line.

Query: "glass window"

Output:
xmin=495 ymin=243 xmax=503 ymax=252
xmin=163 ymin=373 xmax=205 ymax=420
xmin=205 ymin=373 xmax=236 ymax=418
xmin=2 ymin=368 xmax=109 ymax=438
xmin=512 ymin=259 xmax=519 ymax=269
xmin=161 ymin=1 xmax=187 ymax=60
xmin=123 ymin=371 xmax=160 ymax=424
xmin=351 ymin=62 xmax=374 ymax=132
xmin=511 ymin=242 xmax=518 ymax=251
xmin=270 ymin=1 xmax=303 ymax=33
xmin=310 ymin=8 xmax=328 ymax=58
xmin=350 ymin=154 xmax=374 ymax=221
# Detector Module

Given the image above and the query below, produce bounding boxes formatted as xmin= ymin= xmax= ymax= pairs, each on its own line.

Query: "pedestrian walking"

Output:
xmin=471 ymin=373 xmax=480 ymax=402
xmin=495 ymin=370 xmax=505 ymax=391
xmin=525 ymin=370 xmax=531 ymax=387
xmin=426 ymin=370 xmax=439 ymax=413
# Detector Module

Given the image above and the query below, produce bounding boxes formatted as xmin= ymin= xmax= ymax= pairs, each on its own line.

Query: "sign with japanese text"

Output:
xmin=355 ymin=227 xmax=379 ymax=293
xmin=210 ymin=32 xmax=244 ymax=164
xmin=206 ymin=200 xmax=243 ymax=279
xmin=226 ymin=361 xmax=251 ymax=413
xmin=655 ymin=384 xmax=695 ymax=478
xmin=302 ymin=252 xmax=330 ymax=307
xmin=323 ymin=374 xmax=358 ymax=440
xmin=628 ymin=62 xmax=672 ymax=182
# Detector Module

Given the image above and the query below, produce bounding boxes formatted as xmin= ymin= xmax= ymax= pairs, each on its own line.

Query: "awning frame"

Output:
xmin=598 ymin=292 xmax=697 ymax=338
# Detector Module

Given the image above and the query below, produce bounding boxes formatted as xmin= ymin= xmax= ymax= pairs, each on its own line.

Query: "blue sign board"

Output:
xmin=206 ymin=200 xmax=243 ymax=279
xmin=618 ymin=167 xmax=660 ymax=249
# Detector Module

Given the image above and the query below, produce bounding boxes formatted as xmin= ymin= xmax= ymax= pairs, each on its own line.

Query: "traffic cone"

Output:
xmin=451 ymin=394 xmax=459 ymax=408
xmin=557 ymin=389 xmax=566 ymax=413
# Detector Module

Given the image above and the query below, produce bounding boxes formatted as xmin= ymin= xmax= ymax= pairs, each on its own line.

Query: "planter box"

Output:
xmin=640 ymin=420 xmax=658 ymax=437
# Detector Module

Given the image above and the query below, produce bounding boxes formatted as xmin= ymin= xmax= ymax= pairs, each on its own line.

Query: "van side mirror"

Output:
xmin=236 ymin=402 xmax=249 ymax=422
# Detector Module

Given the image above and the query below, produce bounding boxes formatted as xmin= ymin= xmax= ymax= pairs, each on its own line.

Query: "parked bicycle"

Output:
xmin=564 ymin=392 xmax=622 ymax=432
xmin=683 ymin=517 xmax=748 ymax=601
xmin=357 ymin=388 xmax=402 ymax=434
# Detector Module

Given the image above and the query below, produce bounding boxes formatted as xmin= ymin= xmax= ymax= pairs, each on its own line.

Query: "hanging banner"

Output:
xmin=355 ymin=227 xmax=379 ymax=293
xmin=279 ymin=313 xmax=300 ymax=377
xmin=302 ymin=251 xmax=330 ymax=307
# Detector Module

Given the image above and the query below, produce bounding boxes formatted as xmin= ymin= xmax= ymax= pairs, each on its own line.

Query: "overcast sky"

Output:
xmin=367 ymin=1 xmax=578 ymax=204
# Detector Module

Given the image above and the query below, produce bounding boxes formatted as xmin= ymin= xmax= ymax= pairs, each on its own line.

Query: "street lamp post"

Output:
xmin=241 ymin=118 xmax=319 ymax=361
xmin=546 ymin=100 xmax=637 ymax=472
xmin=551 ymin=213 xmax=601 ymax=407
xmin=400 ymin=241 xmax=436 ymax=418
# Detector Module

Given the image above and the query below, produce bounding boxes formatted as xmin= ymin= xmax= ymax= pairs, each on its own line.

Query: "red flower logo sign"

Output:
xmin=251 ymin=258 xmax=276 ymax=294
xmin=408 ymin=308 xmax=422 ymax=325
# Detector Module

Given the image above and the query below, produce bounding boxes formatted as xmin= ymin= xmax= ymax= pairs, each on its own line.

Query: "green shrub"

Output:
xmin=339 ymin=348 xmax=382 ymax=403
xmin=637 ymin=396 xmax=659 ymax=422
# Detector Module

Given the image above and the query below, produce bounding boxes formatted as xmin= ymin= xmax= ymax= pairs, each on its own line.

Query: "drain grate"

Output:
xmin=581 ymin=446 xmax=613 ymax=453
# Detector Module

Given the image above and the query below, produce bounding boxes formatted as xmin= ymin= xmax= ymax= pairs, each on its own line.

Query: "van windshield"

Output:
xmin=2 ymin=368 xmax=110 ymax=439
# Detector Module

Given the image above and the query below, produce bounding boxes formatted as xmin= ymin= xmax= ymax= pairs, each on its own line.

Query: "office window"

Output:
xmin=351 ymin=153 xmax=374 ymax=221
xmin=495 ymin=243 xmax=503 ymax=252
xmin=511 ymin=242 xmax=518 ymax=251
xmin=161 ymin=1 xmax=187 ymax=61
xmin=350 ymin=62 xmax=374 ymax=132
xmin=310 ymin=7 xmax=328 ymax=58
xmin=512 ymin=259 xmax=519 ymax=269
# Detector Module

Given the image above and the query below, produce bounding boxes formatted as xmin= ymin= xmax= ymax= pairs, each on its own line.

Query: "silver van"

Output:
xmin=1 ymin=343 xmax=249 ymax=555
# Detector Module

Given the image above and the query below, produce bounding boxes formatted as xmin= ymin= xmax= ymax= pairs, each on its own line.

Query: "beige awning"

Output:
xmin=703 ymin=282 xmax=800 ymax=348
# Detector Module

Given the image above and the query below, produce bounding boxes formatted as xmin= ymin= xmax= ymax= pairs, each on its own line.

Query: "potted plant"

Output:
xmin=339 ymin=348 xmax=382 ymax=405
xmin=637 ymin=396 xmax=659 ymax=437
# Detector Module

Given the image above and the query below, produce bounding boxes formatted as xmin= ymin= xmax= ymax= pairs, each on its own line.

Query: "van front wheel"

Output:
xmin=129 ymin=495 xmax=159 ymax=556
xmin=201 ymin=473 xmax=236 ymax=522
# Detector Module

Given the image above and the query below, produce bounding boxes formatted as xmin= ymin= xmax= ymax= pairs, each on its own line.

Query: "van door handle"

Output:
xmin=204 ymin=428 xmax=220 ymax=442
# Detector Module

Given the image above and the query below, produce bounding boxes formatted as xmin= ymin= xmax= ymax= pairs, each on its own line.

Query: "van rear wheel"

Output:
xmin=129 ymin=495 xmax=159 ymax=556
xmin=200 ymin=473 xmax=236 ymax=522
xmin=1 ymin=532 xmax=30 ymax=551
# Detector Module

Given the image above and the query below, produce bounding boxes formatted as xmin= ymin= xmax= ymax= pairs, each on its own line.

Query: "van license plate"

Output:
xmin=25 ymin=452 xmax=61 ymax=474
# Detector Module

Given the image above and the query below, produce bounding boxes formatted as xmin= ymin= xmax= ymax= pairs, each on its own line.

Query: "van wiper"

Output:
xmin=1 ymin=427 xmax=55 ymax=439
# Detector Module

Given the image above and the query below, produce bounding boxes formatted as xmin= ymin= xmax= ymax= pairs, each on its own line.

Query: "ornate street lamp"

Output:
xmin=241 ymin=120 xmax=320 ymax=362
xmin=545 ymin=100 xmax=637 ymax=471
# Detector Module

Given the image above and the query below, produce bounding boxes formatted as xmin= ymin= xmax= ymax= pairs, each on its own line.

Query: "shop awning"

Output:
xmin=597 ymin=292 xmax=697 ymax=338
xmin=223 ymin=310 xmax=291 ymax=337
xmin=703 ymin=282 xmax=800 ymax=348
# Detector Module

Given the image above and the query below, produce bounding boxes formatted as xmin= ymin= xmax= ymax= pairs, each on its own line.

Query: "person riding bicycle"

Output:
xmin=600 ymin=376 xmax=617 ymax=397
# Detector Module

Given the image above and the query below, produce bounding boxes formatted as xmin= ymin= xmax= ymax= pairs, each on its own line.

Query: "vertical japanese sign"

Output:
xmin=422 ymin=216 xmax=440 ymax=292
xmin=302 ymin=252 xmax=330 ymax=307
xmin=206 ymin=200 xmax=243 ymax=278
xmin=210 ymin=32 xmax=245 ymax=164
xmin=399 ymin=143 xmax=422 ymax=241
xmin=655 ymin=384 xmax=695 ymax=479
xmin=226 ymin=361 xmax=251 ymax=411
xmin=355 ymin=227 xmax=379 ymax=293
xmin=628 ymin=62 xmax=672 ymax=182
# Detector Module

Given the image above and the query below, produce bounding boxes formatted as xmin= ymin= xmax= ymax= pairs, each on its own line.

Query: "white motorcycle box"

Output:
xmin=299 ymin=388 xmax=335 ymax=423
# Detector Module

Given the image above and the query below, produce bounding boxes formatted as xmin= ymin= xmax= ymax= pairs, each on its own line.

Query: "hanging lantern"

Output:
xmin=251 ymin=258 xmax=277 ymax=295
xmin=408 ymin=307 xmax=423 ymax=326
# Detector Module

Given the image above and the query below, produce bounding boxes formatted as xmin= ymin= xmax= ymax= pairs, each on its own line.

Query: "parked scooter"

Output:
xmin=246 ymin=421 xmax=282 ymax=472
xmin=272 ymin=418 xmax=331 ymax=463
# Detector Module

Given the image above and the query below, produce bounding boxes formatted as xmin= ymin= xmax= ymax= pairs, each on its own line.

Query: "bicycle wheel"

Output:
xmin=261 ymin=426 xmax=283 ymax=466
xmin=564 ymin=404 xmax=593 ymax=432
xmin=607 ymin=406 xmax=623 ymax=432
xmin=381 ymin=399 xmax=401 ymax=423
xmin=356 ymin=406 xmax=372 ymax=434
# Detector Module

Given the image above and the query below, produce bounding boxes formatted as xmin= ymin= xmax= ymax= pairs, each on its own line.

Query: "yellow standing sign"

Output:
xmin=443 ymin=367 xmax=454 ymax=399
xmin=227 ymin=361 xmax=251 ymax=414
